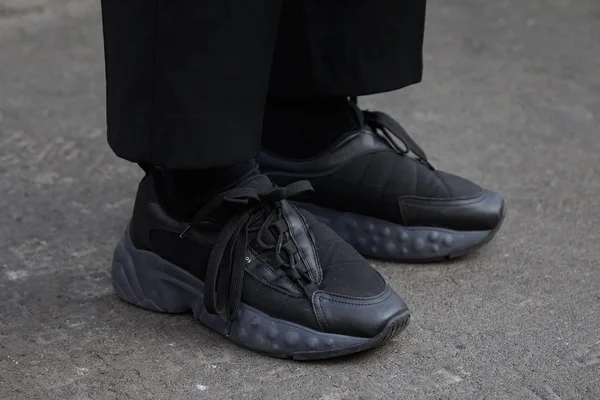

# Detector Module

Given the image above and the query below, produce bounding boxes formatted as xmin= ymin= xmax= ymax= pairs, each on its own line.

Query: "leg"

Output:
xmin=102 ymin=0 xmax=282 ymax=169
xmin=262 ymin=0 xmax=425 ymax=158
xmin=102 ymin=0 xmax=410 ymax=359
xmin=268 ymin=0 xmax=425 ymax=97
xmin=103 ymin=0 xmax=280 ymax=217
xmin=259 ymin=0 xmax=506 ymax=262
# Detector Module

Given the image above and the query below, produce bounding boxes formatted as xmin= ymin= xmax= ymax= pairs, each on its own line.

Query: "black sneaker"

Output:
xmin=258 ymin=109 xmax=505 ymax=262
xmin=111 ymin=169 xmax=410 ymax=360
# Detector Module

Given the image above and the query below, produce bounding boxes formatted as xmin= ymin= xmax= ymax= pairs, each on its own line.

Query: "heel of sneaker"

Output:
xmin=111 ymin=226 xmax=191 ymax=313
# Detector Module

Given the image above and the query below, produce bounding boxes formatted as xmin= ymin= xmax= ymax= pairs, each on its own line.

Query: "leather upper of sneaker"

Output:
xmin=259 ymin=110 xmax=504 ymax=231
xmin=129 ymin=172 xmax=407 ymax=338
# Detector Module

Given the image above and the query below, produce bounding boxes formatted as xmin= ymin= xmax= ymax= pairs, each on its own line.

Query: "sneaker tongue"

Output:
xmin=244 ymin=175 xmax=280 ymax=247
xmin=239 ymin=175 xmax=289 ymax=260
xmin=202 ymin=173 xmax=274 ymax=227
xmin=236 ymin=174 xmax=274 ymax=193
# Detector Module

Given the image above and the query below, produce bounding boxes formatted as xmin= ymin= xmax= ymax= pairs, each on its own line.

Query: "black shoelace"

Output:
xmin=179 ymin=179 xmax=315 ymax=321
xmin=349 ymin=100 xmax=435 ymax=171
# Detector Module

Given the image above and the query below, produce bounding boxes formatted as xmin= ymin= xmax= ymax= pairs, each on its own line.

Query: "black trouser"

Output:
xmin=101 ymin=0 xmax=426 ymax=169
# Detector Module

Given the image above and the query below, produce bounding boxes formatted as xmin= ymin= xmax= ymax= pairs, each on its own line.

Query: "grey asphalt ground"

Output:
xmin=1 ymin=1 xmax=599 ymax=399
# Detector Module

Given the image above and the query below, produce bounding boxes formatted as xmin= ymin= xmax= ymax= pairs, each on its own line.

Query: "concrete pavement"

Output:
xmin=1 ymin=1 xmax=599 ymax=399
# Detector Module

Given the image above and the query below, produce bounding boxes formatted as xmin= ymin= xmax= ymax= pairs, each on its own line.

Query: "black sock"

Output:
xmin=262 ymin=96 xmax=361 ymax=159
xmin=153 ymin=159 xmax=257 ymax=220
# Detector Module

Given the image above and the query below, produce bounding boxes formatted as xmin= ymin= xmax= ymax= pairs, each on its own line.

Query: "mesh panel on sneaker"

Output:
xmin=303 ymin=211 xmax=386 ymax=297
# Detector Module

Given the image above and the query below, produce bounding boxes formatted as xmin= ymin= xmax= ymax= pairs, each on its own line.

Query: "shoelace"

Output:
xmin=360 ymin=109 xmax=435 ymax=171
xmin=179 ymin=179 xmax=315 ymax=321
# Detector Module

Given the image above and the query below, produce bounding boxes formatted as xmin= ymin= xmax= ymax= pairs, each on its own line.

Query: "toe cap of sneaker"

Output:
xmin=312 ymin=285 xmax=409 ymax=338
xmin=399 ymin=188 xmax=505 ymax=231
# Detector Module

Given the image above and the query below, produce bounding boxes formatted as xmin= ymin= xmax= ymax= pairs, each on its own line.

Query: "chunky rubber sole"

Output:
xmin=294 ymin=202 xmax=505 ymax=262
xmin=111 ymin=226 xmax=410 ymax=360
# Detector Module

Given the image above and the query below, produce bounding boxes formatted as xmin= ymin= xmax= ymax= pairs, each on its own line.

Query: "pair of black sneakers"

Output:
xmin=111 ymin=110 xmax=505 ymax=360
